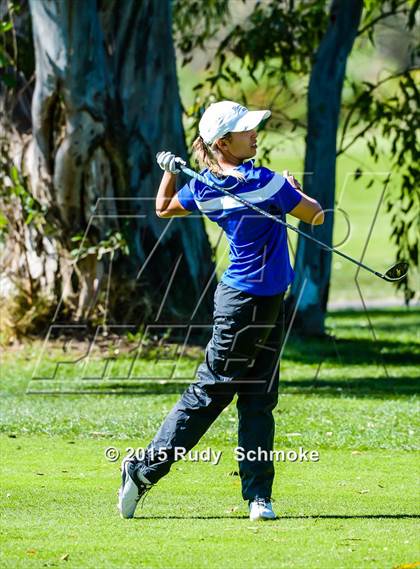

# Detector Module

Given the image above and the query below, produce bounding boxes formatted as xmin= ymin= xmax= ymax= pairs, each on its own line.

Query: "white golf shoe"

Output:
xmin=249 ymin=498 xmax=276 ymax=521
xmin=118 ymin=458 xmax=153 ymax=519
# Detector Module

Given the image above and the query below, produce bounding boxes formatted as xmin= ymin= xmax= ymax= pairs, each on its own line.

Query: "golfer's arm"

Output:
xmin=289 ymin=190 xmax=324 ymax=225
xmin=155 ymin=172 xmax=191 ymax=218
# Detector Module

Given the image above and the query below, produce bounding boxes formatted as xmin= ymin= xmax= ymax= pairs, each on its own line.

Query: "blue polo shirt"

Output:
xmin=177 ymin=160 xmax=302 ymax=296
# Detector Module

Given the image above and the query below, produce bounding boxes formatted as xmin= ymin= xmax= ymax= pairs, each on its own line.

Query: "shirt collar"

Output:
xmin=234 ymin=159 xmax=255 ymax=172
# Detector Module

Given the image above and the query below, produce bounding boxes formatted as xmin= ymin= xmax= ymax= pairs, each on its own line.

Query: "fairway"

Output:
xmin=1 ymin=437 xmax=419 ymax=569
xmin=1 ymin=309 xmax=419 ymax=568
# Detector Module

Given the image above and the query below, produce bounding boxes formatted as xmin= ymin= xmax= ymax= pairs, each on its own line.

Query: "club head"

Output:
xmin=383 ymin=261 xmax=409 ymax=282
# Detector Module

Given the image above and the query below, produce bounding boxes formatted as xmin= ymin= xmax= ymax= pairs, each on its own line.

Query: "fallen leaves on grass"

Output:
xmin=60 ymin=553 xmax=70 ymax=561
xmin=27 ymin=549 xmax=37 ymax=556
xmin=225 ymin=506 xmax=239 ymax=513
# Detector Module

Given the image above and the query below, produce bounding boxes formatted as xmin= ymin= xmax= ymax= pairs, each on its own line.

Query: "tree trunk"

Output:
xmin=21 ymin=0 xmax=215 ymax=330
xmin=286 ymin=0 xmax=363 ymax=335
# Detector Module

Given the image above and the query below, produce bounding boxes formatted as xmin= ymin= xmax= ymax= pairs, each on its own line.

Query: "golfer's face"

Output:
xmin=225 ymin=129 xmax=258 ymax=159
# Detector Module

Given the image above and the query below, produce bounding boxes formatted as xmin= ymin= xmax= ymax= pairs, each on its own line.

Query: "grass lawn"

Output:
xmin=1 ymin=308 xmax=419 ymax=568
xmin=1 ymin=438 xmax=419 ymax=569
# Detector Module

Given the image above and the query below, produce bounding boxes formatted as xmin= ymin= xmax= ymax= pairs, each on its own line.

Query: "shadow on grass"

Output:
xmin=327 ymin=308 xmax=418 ymax=319
xmin=284 ymin=336 xmax=419 ymax=368
xmin=135 ymin=514 xmax=420 ymax=520
xmin=286 ymin=307 xmax=420 ymax=367
xmin=280 ymin=376 xmax=420 ymax=398
xmin=25 ymin=308 xmax=419 ymax=398
xmin=27 ymin=373 xmax=420 ymax=398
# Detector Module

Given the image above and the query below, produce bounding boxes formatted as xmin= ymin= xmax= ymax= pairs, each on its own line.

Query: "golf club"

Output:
xmin=175 ymin=160 xmax=408 ymax=283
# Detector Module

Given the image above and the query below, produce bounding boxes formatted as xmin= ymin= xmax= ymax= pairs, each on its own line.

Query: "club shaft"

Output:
xmin=180 ymin=165 xmax=386 ymax=281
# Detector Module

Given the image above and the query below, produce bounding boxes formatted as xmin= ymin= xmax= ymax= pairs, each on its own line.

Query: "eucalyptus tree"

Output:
xmin=0 ymin=0 xmax=215 ymax=335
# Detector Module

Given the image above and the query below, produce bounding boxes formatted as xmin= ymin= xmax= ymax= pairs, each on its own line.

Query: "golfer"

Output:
xmin=118 ymin=100 xmax=324 ymax=521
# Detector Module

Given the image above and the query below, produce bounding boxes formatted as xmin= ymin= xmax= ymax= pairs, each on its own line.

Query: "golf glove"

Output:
xmin=156 ymin=151 xmax=186 ymax=174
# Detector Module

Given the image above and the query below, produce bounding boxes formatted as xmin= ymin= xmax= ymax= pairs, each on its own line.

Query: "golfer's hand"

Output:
xmin=283 ymin=170 xmax=302 ymax=191
xmin=156 ymin=151 xmax=186 ymax=174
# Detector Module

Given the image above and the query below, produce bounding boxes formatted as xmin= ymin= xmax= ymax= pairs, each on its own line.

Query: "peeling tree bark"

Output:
xmin=23 ymin=0 xmax=215 ymax=327
xmin=287 ymin=0 xmax=363 ymax=335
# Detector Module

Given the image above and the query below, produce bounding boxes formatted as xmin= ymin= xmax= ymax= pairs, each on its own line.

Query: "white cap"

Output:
xmin=199 ymin=100 xmax=271 ymax=145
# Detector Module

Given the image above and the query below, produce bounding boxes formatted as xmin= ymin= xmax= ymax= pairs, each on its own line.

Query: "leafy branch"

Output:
xmin=70 ymin=232 xmax=129 ymax=262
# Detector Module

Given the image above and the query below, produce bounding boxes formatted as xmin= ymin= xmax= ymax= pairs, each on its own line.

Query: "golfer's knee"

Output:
xmin=183 ymin=382 xmax=234 ymax=411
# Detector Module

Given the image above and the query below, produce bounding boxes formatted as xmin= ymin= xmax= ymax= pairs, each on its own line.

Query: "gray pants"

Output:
xmin=141 ymin=281 xmax=285 ymax=501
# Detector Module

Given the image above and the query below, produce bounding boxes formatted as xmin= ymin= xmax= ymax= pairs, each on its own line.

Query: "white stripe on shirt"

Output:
xmin=195 ymin=173 xmax=286 ymax=213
